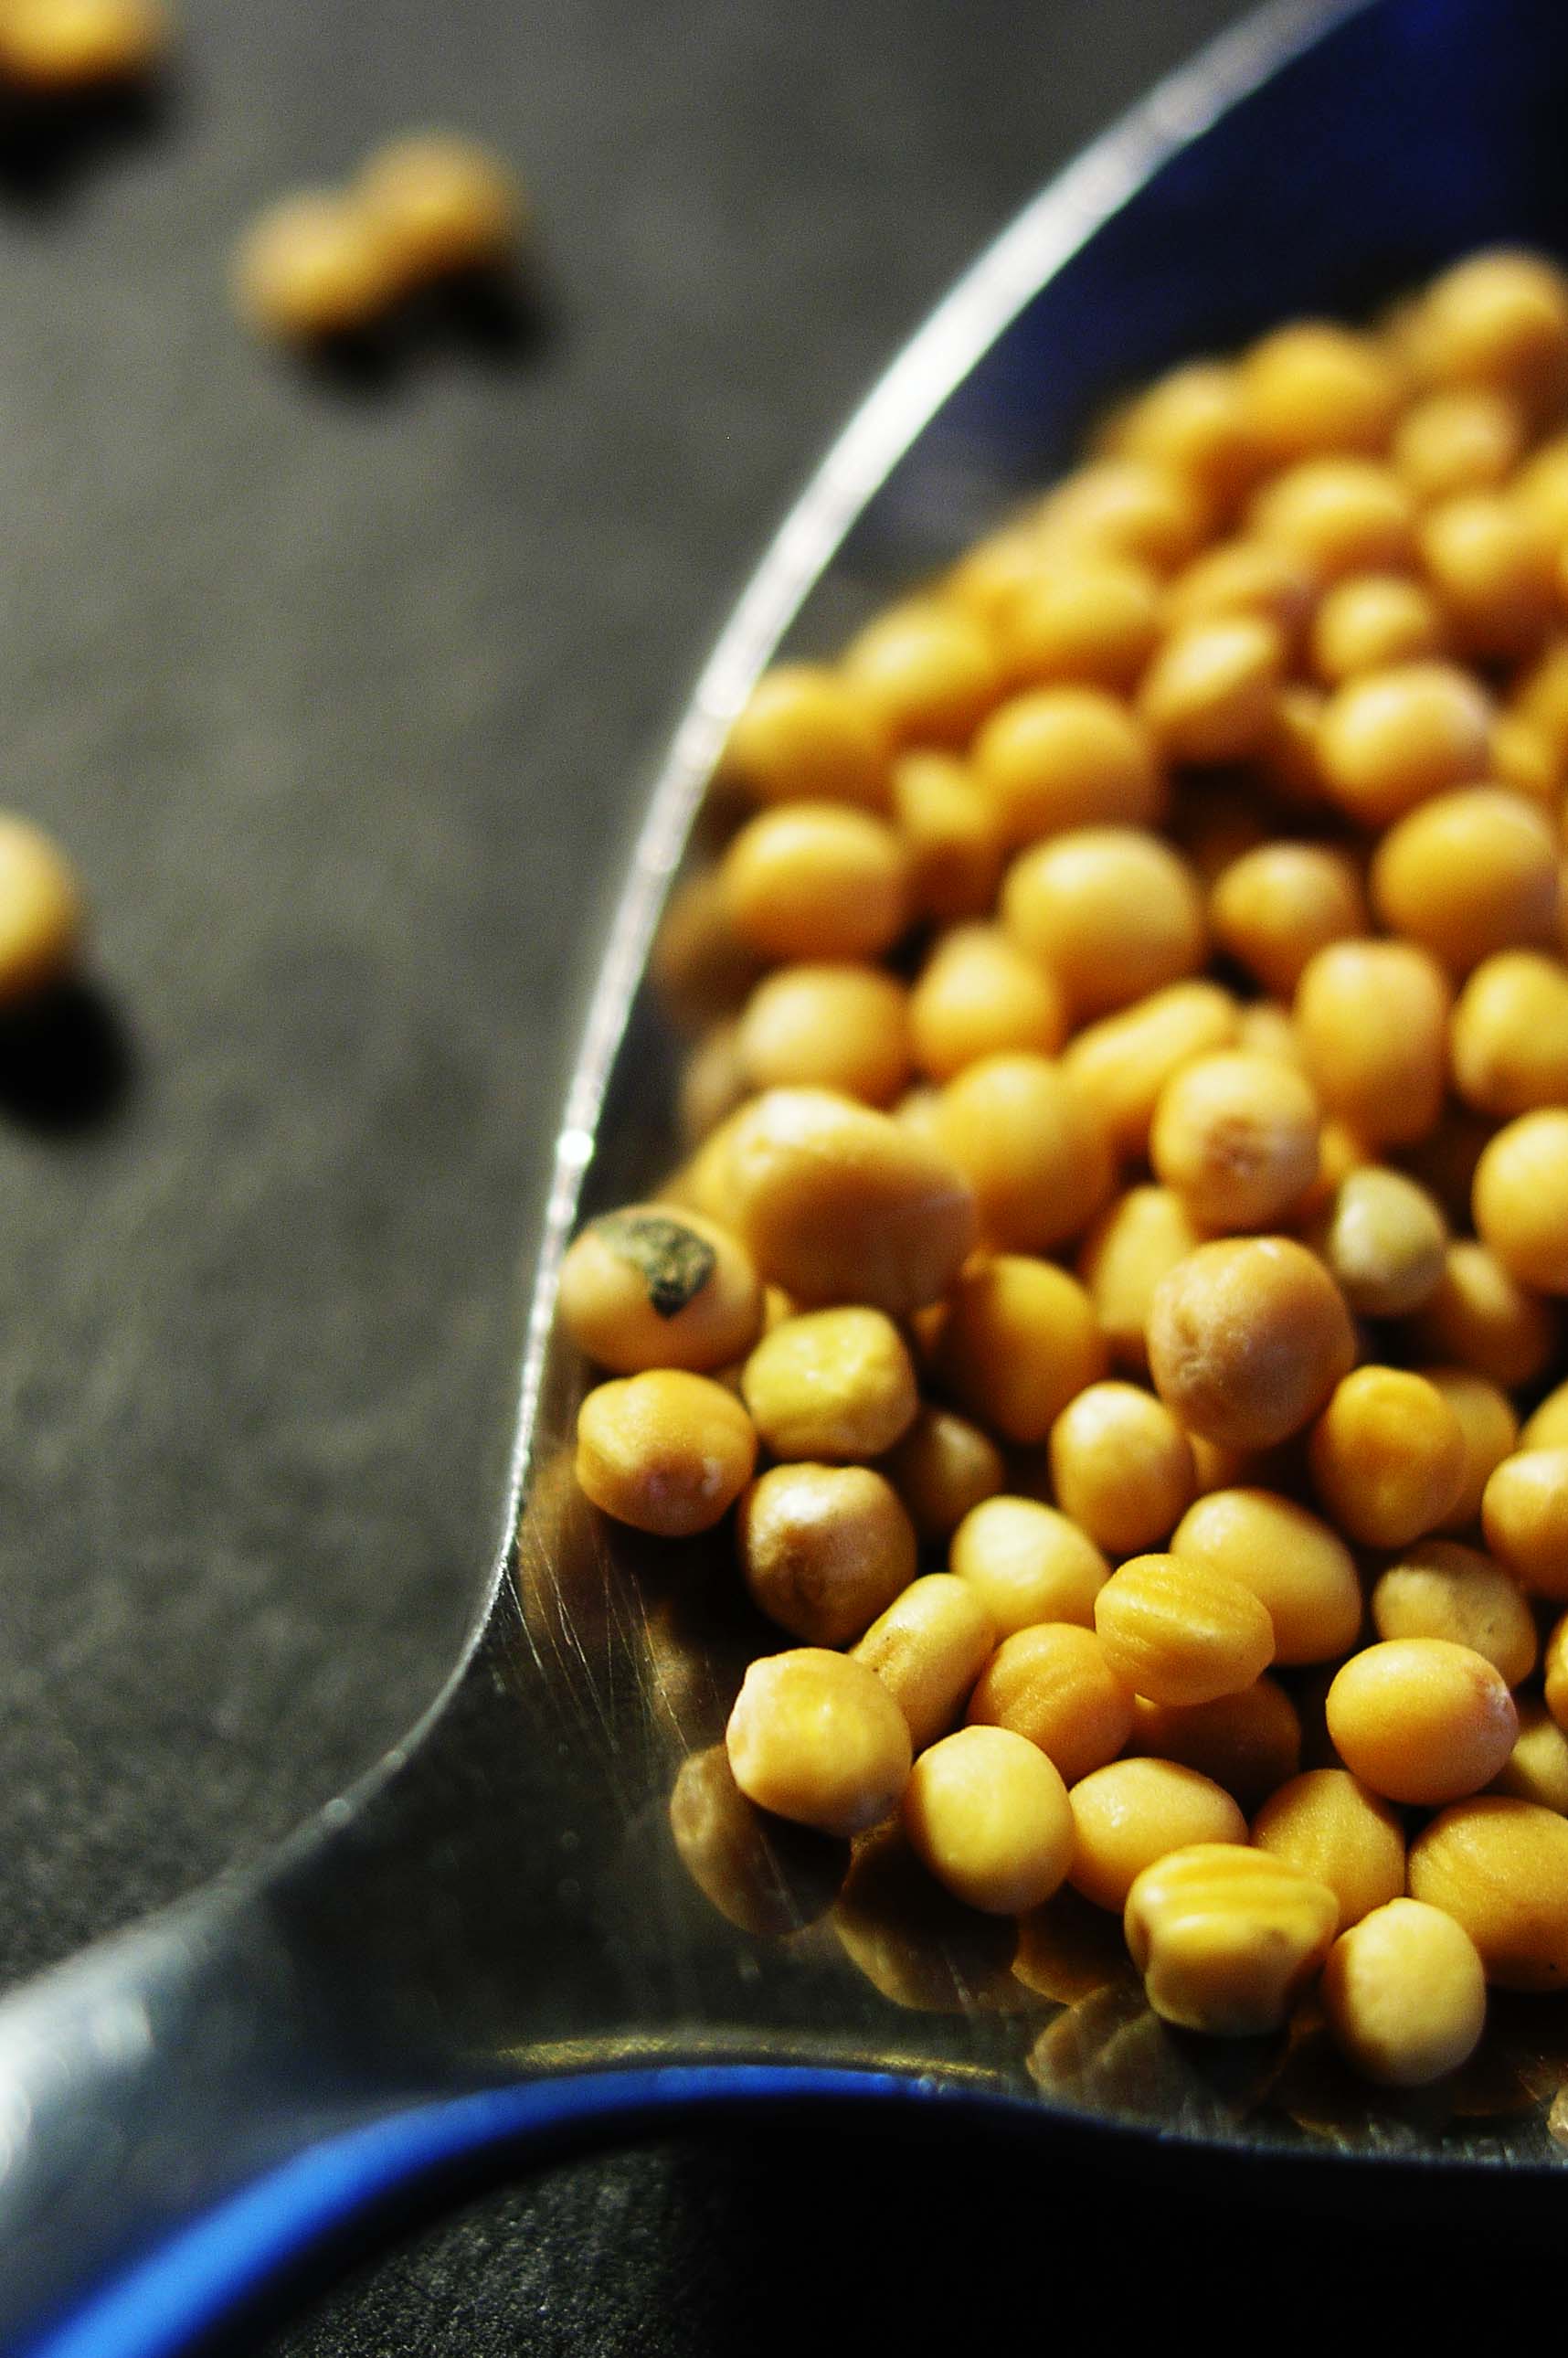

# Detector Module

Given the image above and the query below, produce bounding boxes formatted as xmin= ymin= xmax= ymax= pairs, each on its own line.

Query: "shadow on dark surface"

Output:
xmin=420 ymin=263 xmax=556 ymax=373
xmin=0 ymin=79 xmax=175 ymax=207
xmin=0 ymin=979 xmax=134 ymax=1134
xmin=292 ymin=268 xmax=557 ymax=401
xmin=270 ymin=2116 xmax=1556 ymax=2358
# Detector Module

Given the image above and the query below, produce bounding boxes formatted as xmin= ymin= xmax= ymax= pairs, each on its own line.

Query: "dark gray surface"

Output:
xmin=4 ymin=0 xmax=1436 ymax=2346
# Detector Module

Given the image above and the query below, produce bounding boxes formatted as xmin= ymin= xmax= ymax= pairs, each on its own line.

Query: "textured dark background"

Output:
xmin=0 ymin=0 xmax=1523 ymax=2348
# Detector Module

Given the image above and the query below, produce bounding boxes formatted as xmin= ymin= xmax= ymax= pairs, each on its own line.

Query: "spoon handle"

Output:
xmin=0 ymin=1886 xmax=914 ymax=2358
xmin=0 ymin=1878 xmax=365 ymax=2355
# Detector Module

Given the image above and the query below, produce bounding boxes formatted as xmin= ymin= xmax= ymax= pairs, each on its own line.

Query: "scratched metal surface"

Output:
xmin=275 ymin=0 xmax=1568 ymax=2331
xmin=0 ymin=0 xmax=1271 ymax=2002
xmin=252 ymin=0 xmax=1568 ymax=2165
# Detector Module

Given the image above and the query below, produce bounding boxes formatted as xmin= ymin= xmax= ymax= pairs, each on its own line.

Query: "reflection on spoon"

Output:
xmin=832 ymin=1822 xmax=1029 ymax=2014
xmin=669 ymin=1746 xmax=848 ymax=1938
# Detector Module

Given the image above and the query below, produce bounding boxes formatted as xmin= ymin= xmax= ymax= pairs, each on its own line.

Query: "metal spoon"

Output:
xmin=6 ymin=0 xmax=1568 ymax=2348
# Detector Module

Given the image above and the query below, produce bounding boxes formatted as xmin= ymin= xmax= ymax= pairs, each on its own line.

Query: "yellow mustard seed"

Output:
xmin=724 ymin=1087 xmax=975 ymax=1315
xmin=1047 ymin=1381 xmax=1196 ymax=1558
xmin=1252 ymin=1768 xmax=1405 ymax=1933
xmin=852 ymin=1573 xmax=997 ymax=1752
xmin=1094 ymin=1552 xmax=1276 ymax=1708
xmin=972 ymin=685 xmax=1165 ymax=845
xmin=1419 ymin=491 xmax=1559 ymax=663
xmin=1169 ymin=1486 xmax=1362 ymax=1666
xmin=1239 ymin=320 xmax=1404 ymax=462
xmin=726 ymin=1648 xmax=913 ymax=1837
xmin=1370 ymin=1537 xmax=1537 ymax=1687
xmin=1451 ymin=950 xmax=1568 ymax=1116
xmin=1489 ymin=711 xmax=1560 ymax=803
xmin=1295 ymin=937 xmax=1452 ymax=1148
xmin=1000 ymin=559 xmax=1164 ymax=696
xmin=1112 ymin=360 xmax=1264 ymax=508
xmin=721 ymin=802 xmax=911 ymax=962
xmin=1124 ymin=1842 xmax=1338 ymax=2036
xmin=1166 ymin=536 xmax=1318 ymax=644
xmin=1138 ymin=614 xmax=1285 ymax=765
xmin=1060 ymin=981 xmax=1239 ymax=1160
xmin=933 ymin=1254 xmax=1107 ymax=1446
xmin=1481 ymin=1446 xmax=1568 ymax=1602
xmin=933 ymin=1052 xmax=1114 ymax=1254
xmin=1066 ymin=1758 xmax=1246 ymax=1913
xmin=1524 ymin=1376 xmax=1568 ymax=1451
xmin=908 ymin=921 xmax=1067 ymax=1080
xmin=1309 ymin=1365 xmax=1467 ymax=1550
xmin=576 ymin=1369 xmax=758 ymax=1536
xmin=356 ymin=132 xmax=527 ymax=289
xmin=880 ymin=1406 xmax=1004 ymax=1543
xmin=1076 ymin=1185 xmax=1204 ymax=1373
xmin=948 ymin=1494 xmax=1109 ymax=1637
xmin=1420 ymin=1365 xmax=1520 ymax=1531
xmin=1408 ymin=1795 xmax=1568 ymax=1991
xmin=1209 ymin=840 xmax=1368 ymax=998
xmin=719 ymin=665 xmax=888 ymax=809
xmin=1313 ymin=1165 xmax=1448 ymax=1320
xmin=233 ymin=191 xmax=399 ymax=343
xmin=1147 ymin=1235 xmax=1356 ymax=1453
xmin=1472 ymin=1109 xmax=1568 ymax=1294
xmin=890 ymin=752 xmax=1005 ymax=924
xmin=1405 ymin=1238 xmax=1559 ymax=1390
xmin=651 ymin=866 xmax=768 ymax=1029
xmin=1001 ymin=826 xmax=1206 ymax=1021
xmin=1126 ymin=1679 xmax=1301 ymax=1813
xmin=1393 ymin=387 xmax=1525 ymax=503
xmin=736 ymin=961 xmax=911 ymax=1107
xmin=1320 ymin=1898 xmax=1488 ymax=2087
xmin=559 ymin=1203 xmax=762 ymax=1375
xmin=738 ymin=1461 xmax=916 ymax=1648
xmin=1370 ymin=786 xmax=1559 ymax=974
xmin=1316 ymin=661 xmax=1491 ymax=828
xmin=1326 ymin=1638 xmax=1518 ymax=1807
xmin=842 ymin=600 xmax=1002 ymax=748
xmin=1410 ymin=248 xmax=1568 ymax=419
xmin=0 ymin=812 xmax=85 ymax=1005
xmin=739 ymin=1306 xmax=917 ymax=1461
xmin=966 ymin=1620 xmax=1136 ymax=1785
xmin=904 ymin=1725 xmax=1075 ymax=1914
xmin=1489 ymin=1698 xmax=1568 ymax=1814
xmin=1035 ymin=457 xmax=1212 ymax=573
xmin=1308 ymin=571 xmax=1447 ymax=681
xmin=1150 ymin=1049 xmax=1321 ymax=1233
xmin=1249 ymin=457 xmax=1415 ymax=582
